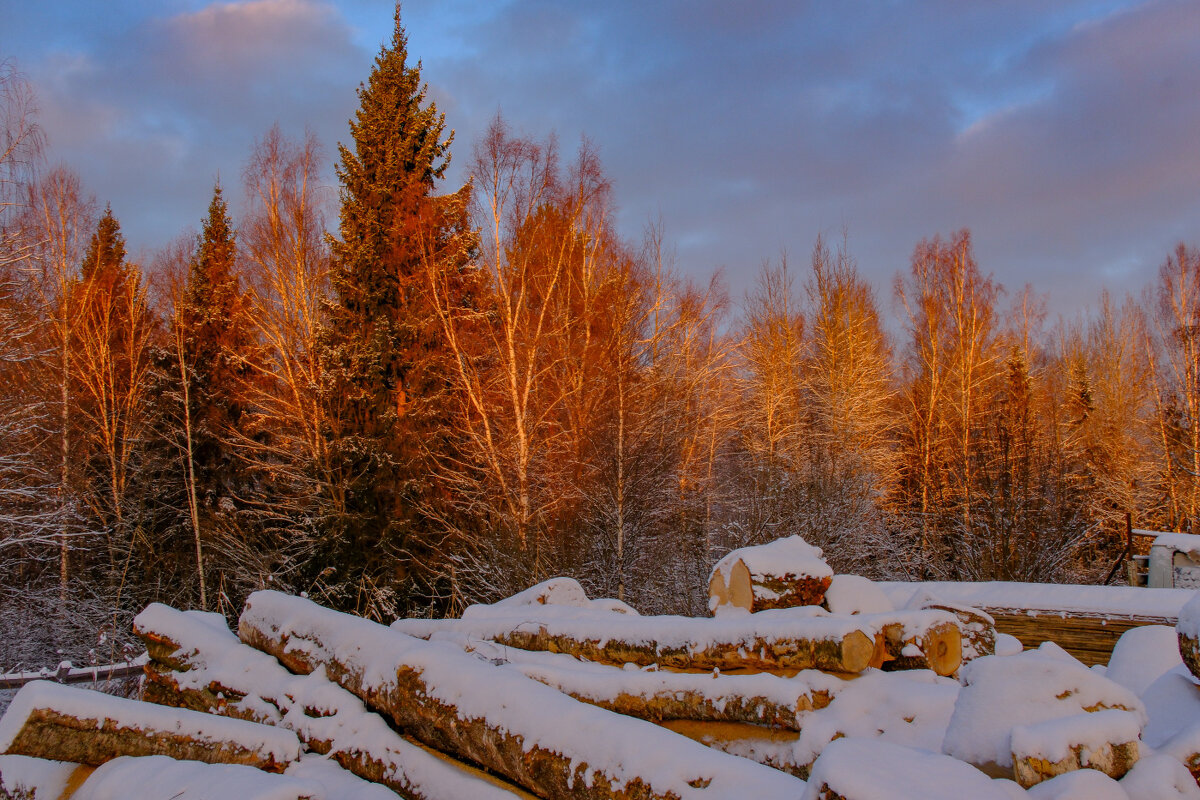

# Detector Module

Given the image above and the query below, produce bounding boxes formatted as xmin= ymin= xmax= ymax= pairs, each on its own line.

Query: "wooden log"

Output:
xmin=239 ymin=590 xmax=805 ymax=800
xmin=1010 ymin=710 xmax=1142 ymax=787
xmin=865 ymin=611 xmax=963 ymax=676
xmin=132 ymin=603 xmax=534 ymax=800
xmin=922 ymin=603 xmax=995 ymax=662
xmin=1180 ymin=632 xmax=1200 ymax=683
xmin=657 ymin=720 xmax=807 ymax=779
xmin=709 ymin=537 xmax=834 ymax=614
xmin=0 ymin=681 xmax=300 ymax=771
xmin=454 ymin=638 xmax=849 ymax=731
xmin=448 ymin=604 xmax=877 ymax=674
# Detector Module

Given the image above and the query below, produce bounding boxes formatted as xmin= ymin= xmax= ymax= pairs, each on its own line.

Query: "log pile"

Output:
xmin=0 ymin=537 xmax=1014 ymax=798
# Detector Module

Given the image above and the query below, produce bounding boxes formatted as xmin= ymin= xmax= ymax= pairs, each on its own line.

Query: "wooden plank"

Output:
xmin=987 ymin=611 xmax=1171 ymax=666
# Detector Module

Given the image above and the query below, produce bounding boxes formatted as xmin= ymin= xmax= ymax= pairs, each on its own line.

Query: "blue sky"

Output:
xmin=2 ymin=0 xmax=1197 ymax=317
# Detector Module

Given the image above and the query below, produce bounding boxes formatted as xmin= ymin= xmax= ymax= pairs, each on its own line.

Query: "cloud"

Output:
xmin=17 ymin=0 xmax=369 ymax=254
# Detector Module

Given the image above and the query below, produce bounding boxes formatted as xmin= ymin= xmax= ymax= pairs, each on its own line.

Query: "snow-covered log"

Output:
xmin=863 ymin=610 xmax=963 ymax=676
xmin=435 ymin=603 xmax=878 ymax=674
xmin=0 ymin=681 xmax=300 ymax=772
xmin=238 ymin=590 xmax=806 ymax=800
xmin=1009 ymin=709 xmax=1141 ymax=788
xmin=1176 ymin=592 xmax=1200 ymax=682
xmin=708 ymin=536 xmax=833 ymax=614
xmin=451 ymin=635 xmax=848 ymax=730
xmin=133 ymin=603 xmax=534 ymax=800
xmin=801 ymin=738 xmax=1015 ymax=800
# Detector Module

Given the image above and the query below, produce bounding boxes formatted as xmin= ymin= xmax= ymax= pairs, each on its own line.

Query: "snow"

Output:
xmin=243 ymin=590 xmax=806 ymax=799
xmin=1119 ymin=752 xmax=1200 ymax=799
xmin=483 ymin=577 xmax=592 ymax=610
xmin=1106 ymin=625 xmax=1183 ymax=697
xmin=822 ymin=575 xmax=893 ymax=615
xmin=71 ymin=755 xmax=319 ymax=800
xmin=0 ymin=680 xmax=302 ymax=767
xmin=790 ymin=669 xmax=959 ymax=770
xmin=133 ymin=604 xmax=530 ymax=800
xmin=801 ymin=737 xmax=1014 ymax=800
xmin=996 ymin=633 xmax=1024 ymax=656
xmin=0 ymin=754 xmax=76 ymax=798
xmin=712 ymin=535 xmax=833 ymax=583
xmin=1141 ymin=665 xmax=1200 ymax=748
xmin=1010 ymin=708 xmax=1141 ymax=763
xmin=881 ymin=581 xmax=1194 ymax=620
xmin=1176 ymin=592 xmax=1200 ymax=639
xmin=1154 ymin=533 xmax=1200 ymax=557
xmin=941 ymin=644 xmax=1145 ymax=770
xmin=1025 ymin=768 xmax=1129 ymax=799
xmin=284 ymin=755 xmax=404 ymax=799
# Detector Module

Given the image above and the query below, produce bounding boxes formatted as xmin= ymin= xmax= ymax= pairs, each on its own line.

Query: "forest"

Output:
xmin=1 ymin=16 xmax=1198 ymax=671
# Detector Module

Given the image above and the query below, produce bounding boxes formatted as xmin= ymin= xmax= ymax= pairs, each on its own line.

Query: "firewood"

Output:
xmin=708 ymin=536 xmax=833 ymax=614
xmin=657 ymin=720 xmax=807 ymax=779
xmin=238 ymin=590 xmax=805 ymax=800
xmin=922 ymin=603 xmax=995 ymax=663
xmin=1010 ymin=710 xmax=1141 ymax=787
xmin=858 ymin=610 xmax=963 ymax=676
xmin=0 ymin=681 xmax=299 ymax=772
xmin=133 ymin=603 xmax=534 ymax=800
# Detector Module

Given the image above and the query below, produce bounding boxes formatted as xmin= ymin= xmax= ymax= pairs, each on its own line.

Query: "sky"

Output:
xmin=1 ymin=0 xmax=1197 ymax=320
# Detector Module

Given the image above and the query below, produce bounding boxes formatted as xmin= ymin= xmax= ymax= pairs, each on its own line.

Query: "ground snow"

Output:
xmin=1141 ymin=665 xmax=1200 ymax=748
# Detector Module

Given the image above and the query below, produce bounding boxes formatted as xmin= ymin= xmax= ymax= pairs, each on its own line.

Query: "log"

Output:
xmin=239 ymin=590 xmax=805 ymax=800
xmin=709 ymin=536 xmax=833 ymax=614
xmin=922 ymin=603 xmax=995 ymax=663
xmin=0 ymin=681 xmax=300 ymax=771
xmin=1010 ymin=710 xmax=1142 ymax=787
xmin=443 ymin=603 xmax=877 ymax=674
xmin=132 ymin=603 xmax=534 ymax=800
xmin=1180 ymin=632 xmax=1200 ymax=683
xmin=452 ymin=636 xmax=849 ymax=730
xmin=657 ymin=720 xmax=806 ymax=779
xmin=860 ymin=611 xmax=963 ymax=676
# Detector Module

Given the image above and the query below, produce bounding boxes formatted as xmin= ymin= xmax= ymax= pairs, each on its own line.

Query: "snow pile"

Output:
xmin=243 ymin=590 xmax=806 ymax=799
xmin=1119 ymin=752 xmax=1200 ymax=799
xmin=1141 ymin=665 xmax=1200 ymax=748
xmin=822 ymin=575 xmax=893 ymax=615
xmin=72 ymin=755 xmax=319 ymax=800
xmin=791 ymin=669 xmax=959 ymax=769
xmin=0 ymin=753 xmax=76 ymax=798
xmin=942 ymin=644 xmax=1145 ymax=772
xmin=712 ymin=536 xmax=833 ymax=585
xmin=801 ymin=737 xmax=1014 ymax=800
xmin=996 ymin=633 xmax=1024 ymax=656
xmin=0 ymin=680 xmax=302 ymax=768
xmin=1025 ymin=768 xmax=1129 ymax=799
xmin=1106 ymin=625 xmax=1183 ymax=697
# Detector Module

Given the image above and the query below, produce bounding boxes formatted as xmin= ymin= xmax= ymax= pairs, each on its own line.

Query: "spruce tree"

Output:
xmin=171 ymin=183 xmax=256 ymax=609
xmin=316 ymin=8 xmax=476 ymax=618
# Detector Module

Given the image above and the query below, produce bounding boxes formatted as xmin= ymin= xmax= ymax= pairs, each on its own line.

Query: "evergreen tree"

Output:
xmin=170 ymin=183 xmax=257 ymax=611
xmin=316 ymin=8 xmax=477 ymax=619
